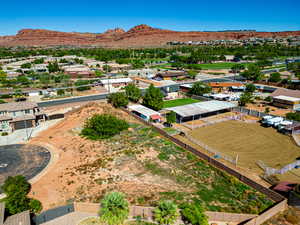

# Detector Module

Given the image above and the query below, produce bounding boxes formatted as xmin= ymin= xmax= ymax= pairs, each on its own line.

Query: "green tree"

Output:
xmin=75 ymin=80 xmax=91 ymax=91
xmin=57 ymin=89 xmax=65 ymax=96
xmin=241 ymin=64 xmax=263 ymax=81
xmin=81 ymin=114 xmax=129 ymax=140
xmin=287 ymin=62 xmax=300 ymax=76
xmin=269 ymin=72 xmax=281 ymax=83
xmin=1 ymin=175 xmax=42 ymax=215
xmin=108 ymin=92 xmax=129 ymax=108
xmin=166 ymin=111 xmax=176 ymax=124
xmin=154 ymin=200 xmax=179 ymax=225
xmin=286 ymin=112 xmax=300 ymax=122
xmin=21 ymin=63 xmax=31 ymax=69
xmin=132 ymin=60 xmax=145 ymax=69
xmin=142 ymin=84 xmax=164 ymax=111
xmin=124 ymin=83 xmax=141 ymax=102
xmin=95 ymin=70 xmax=104 ymax=77
xmin=33 ymin=58 xmax=44 ymax=64
xmin=99 ymin=192 xmax=129 ymax=225
xmin=17 ymin=76 xmax=31 ymax=85
xmin=219 ymin=55 xmax=226 ymax=61
xmin=47 ymin=61 xmax=60 ymax=73
xmin=103 ymin=65 xmax=112 ymax=72
xmin=2 ymin=175 xmax=30 ymax=196
xmin=187 ymin=70 xmax=197 ymax=79
xmin=0 ymin=70 xmax=7 ymax=83
xmin=180 ymin=202 xmax=209 ymax=225
xmin=189 ymin=82 xmax=211 ymax=96
xmin=239 ymin=91 xmax=253 ymax=106
xmin=231 ymin=64 xmax=245 ymax=73
xmin=245 ymin=83 xmax=256 ymax=93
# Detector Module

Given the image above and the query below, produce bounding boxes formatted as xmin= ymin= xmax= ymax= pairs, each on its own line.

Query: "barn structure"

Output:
xmin=166 ymin=100 xmax=236 ymax=123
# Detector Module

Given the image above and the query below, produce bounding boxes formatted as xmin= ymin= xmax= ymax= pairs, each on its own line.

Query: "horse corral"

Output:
xmin=181 ymin=120 xmax=300 ymax=183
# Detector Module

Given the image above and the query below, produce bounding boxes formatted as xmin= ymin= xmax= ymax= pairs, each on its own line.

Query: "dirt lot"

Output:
xmin=185 ymin=120 xmax=300 ymax=182
xmin=245 ymin=102 xmax=291 ymax=117
xmin=28 ymin=103 xmax=273 ymax=214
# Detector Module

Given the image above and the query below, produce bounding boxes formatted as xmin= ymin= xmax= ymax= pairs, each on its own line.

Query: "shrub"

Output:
xmin=81 ymin=114 xmax=129 ymax=140
xmin=29 ymin=199 xmax=43 ymax=213
xmin=154 ymin=200 xmax=179 ymax=225
xmin=166 ymin=111 xmax=176 ymax=124
xmin=99 ymin=192 xmax=129 ymax=225
xmin=1 ymin=132 xmax=8 ymax=136
xmin=180 ymin=202 xmax=209 ymax=225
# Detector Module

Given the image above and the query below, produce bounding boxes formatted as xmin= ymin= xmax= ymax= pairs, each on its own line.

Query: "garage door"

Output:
xmin=14 ymin=120 xmax=34 ymax=130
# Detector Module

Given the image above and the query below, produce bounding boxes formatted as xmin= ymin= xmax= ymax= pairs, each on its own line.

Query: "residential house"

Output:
xmin=0 ymin=102 xmax=45 ymax=133
xmin=272 ymin=95 xmax=300 ymax=110
xmin=208 ymin=82 xmax=244 ymax=92
xmin=100 ymin=78 xmax=133 ymax=91
xmin=154 ymin=70 xmax=187 ymax=81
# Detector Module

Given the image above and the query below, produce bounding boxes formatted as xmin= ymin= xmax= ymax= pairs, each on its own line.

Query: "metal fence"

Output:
xmin=232 ymin=107 xmax=270 ymax=118
xmin=185 ymin=134 xmax=237 ymax=165
xmin=257 ymin=159 xmax=300 ymax=177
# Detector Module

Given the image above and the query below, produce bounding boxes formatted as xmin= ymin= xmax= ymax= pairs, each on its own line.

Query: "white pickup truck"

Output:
xmin=262 ymin=117 xmax=284 ymax=127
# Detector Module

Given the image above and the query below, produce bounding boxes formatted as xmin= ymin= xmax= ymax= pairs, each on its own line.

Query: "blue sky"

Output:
xmin=0 ymin=0 xmax=299 ymax=35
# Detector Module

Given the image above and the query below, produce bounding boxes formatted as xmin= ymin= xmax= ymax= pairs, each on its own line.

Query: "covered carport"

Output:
xmin=166 ymin=100 xmax=237 ymax=123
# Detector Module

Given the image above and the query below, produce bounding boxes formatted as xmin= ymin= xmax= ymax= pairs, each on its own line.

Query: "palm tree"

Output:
xmin=154 ymin=200 xmax=179 ymax=225
xmin=99 ymin=192 xmax=129 ymax=225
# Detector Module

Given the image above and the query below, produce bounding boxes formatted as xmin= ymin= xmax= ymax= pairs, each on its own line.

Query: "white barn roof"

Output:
xmin=100 ymin=78 xmax=132 ymax=85
xmin=166 ymin=100 xmax=237 ymax=117
xmin=128 ymin=104 xmax=160 ymax=117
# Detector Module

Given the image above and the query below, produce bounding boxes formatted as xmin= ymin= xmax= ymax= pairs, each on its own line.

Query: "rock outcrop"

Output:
xmin=0 ymin=24 xmax=299 ymax=47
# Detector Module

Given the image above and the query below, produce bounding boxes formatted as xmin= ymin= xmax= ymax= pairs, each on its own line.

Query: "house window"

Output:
xmin=25 ymin=109 xmax=30 ymax=114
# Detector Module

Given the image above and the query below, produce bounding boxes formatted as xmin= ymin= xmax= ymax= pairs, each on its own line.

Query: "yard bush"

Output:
xmin=99 ymin=192 xmax=129 ymax=225
xmin=154 ymin=200 xmax=179 ymax=225
xmin=180 ymin=202 xmax=209 ymax=225
xmin=81 ymin=114 xmax=129 ymax=140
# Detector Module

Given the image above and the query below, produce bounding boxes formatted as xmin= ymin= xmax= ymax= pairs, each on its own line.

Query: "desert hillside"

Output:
xmin=0 ymin=24 xmax=299 ymax=47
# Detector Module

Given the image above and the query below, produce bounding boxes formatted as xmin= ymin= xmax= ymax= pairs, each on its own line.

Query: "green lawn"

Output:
xmin=163 ymin=98 xmax=200 ymax=108
xmin=187 ymin=62 xmax=253 ymax=70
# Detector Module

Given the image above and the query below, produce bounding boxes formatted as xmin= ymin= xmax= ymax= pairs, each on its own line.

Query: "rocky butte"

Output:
xmin=0 ymin=24 xmax=299 ymax=48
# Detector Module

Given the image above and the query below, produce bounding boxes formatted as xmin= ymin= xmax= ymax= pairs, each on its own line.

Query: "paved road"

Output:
xmin=37 ymin=76 xmax=239 ymax=108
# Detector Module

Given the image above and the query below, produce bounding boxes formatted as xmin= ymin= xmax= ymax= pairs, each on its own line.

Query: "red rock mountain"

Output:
xmin=0 ymin=24 xmax=299 ymax=48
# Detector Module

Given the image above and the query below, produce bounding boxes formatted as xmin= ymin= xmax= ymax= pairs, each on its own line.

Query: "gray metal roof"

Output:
xmin=128 ymin=104 xmax=160 ymax=117
xmin=0 ymin=102 xmax=38 ymax=112
xmin=0 ymin=202 xmax=4 ymax=225
xmin=4 ymin=210 xmax=31 ymax=225
xmin=166 ymin=100 xmax=237 ymax=117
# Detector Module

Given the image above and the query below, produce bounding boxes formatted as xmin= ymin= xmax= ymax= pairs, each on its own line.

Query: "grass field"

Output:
xmin=185 ymin=62 xmax=253 ymax=70
xmin=187 ymin=120 xmax=300 ymax=180
xmin=163 ymin=98 xmax=200 ymax=108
